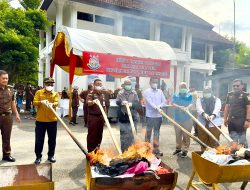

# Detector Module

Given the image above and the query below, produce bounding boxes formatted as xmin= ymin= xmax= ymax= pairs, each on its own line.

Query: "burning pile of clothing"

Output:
xmin=88 ymin=141 xmax=171 ymax=178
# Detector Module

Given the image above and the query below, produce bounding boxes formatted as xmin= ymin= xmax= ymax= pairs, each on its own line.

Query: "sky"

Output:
xmin=174 ymin=0 xmax=250 ymax=47
xmin=9 ymin=0 xmax=250 ymax=46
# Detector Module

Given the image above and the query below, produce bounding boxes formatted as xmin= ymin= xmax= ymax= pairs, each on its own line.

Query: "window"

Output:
xmin=77 ymin=12 xmax=93 ymax=22
xmin=87 ymin=74 xmax=99 ymax=84
xmin=122 ymin=16 xmax=150 ymax=40
xmin=106 ymin=75 xmax=115 ymax=82
xmin=160 ymin=24 xmax=182 ymax=48
xmin=190 ymin=71 xmax=204 ymax=91
xmin=191 ymin=42 xmax=205 ymax=60
xmin=95 ymin=15 xmax=114 ymax=26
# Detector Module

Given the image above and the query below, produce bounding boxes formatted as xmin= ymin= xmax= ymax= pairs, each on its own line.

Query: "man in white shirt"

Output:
xmin=143 ymin=78 xmax=167 ymax=156
xmin=196 ymin=86 xmax=222 ymax=151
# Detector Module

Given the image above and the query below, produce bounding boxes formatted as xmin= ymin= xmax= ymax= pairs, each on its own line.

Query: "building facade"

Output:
xmin=39 ymin=0 xmax=232 ymax=92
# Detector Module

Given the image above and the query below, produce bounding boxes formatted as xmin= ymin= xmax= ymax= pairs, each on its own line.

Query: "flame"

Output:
xmin=214 ymin=143 xmax=243 ymax=155
xmin=114 ymin=141 xmax=154 ymax=160
xmin=89 ymin=141 xmax=155 ymax=166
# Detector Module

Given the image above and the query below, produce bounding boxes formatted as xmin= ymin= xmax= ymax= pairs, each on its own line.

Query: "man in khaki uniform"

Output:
xmin=0 ymin=70 xmax=20 ymax=162
xmin=86 ymin=79 xmax=112 ymax=152
xmin=224 ymin=79 xmax=250 ymax=147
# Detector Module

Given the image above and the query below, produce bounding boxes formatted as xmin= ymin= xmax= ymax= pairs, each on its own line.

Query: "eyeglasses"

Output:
xmin=45 ymin=84 xmax=54 ymax=87
xmin=233 ymin=85 xmax=240 ymax=87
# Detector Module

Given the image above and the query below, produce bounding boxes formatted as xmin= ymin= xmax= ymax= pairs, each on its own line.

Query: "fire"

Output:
xmin=114 ymin=141 xmax=154 ymax=160
xmin=89 ymin=141 xmax=155 ymax=166
xmin=215 ymin=143 xmax=243 ymax=155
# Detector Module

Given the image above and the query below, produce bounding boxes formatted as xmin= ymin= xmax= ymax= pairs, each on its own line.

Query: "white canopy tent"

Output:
xmin=54 ymin=26 xmax=176 ymax=62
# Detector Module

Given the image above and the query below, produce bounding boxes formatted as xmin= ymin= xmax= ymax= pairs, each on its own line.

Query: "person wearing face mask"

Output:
xmin=143 ymin=78 xmax=167 ymax=157
xmin=116 ymin=80 xmax=139 ymax=152
xmin=33 ymin=77 xmax=59 ymax=164
xmin=86 ymin=79 xmax=112 ymax=152
xmin=69 ymin=86 xmax=80 ymax=126
xmin=172 ymin=82 xmax=193 ymax=158
xmin=224 ymin=79 xmax=250 ymax=147
xmin=196 ymin=86 xmax=222 ymax=150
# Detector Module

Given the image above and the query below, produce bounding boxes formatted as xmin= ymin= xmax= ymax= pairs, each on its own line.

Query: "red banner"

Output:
xmin=82 ymin=51 xmax=170 ymax=78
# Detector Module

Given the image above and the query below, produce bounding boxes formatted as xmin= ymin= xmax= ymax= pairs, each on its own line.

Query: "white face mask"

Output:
xmin=45 ymin=86 xmax=53 ymax=92
xmin=151 ymin=83 xmax=157 ymax=89
xmin=95 ymin=86 xmax=102 ymax=91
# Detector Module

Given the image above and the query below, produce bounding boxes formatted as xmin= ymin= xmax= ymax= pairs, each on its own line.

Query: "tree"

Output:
xmin=213 ymin=37 xmax=250 ymax=74
xmin=235 ymin=41 xmax=250 ymax=67
xmin=0 ymin=0 xmax=51 ymax=85
xmin=213 ymin=49 xmax=231 ymax=74
xmin=19 ymin=0 xmax=41 ymax=10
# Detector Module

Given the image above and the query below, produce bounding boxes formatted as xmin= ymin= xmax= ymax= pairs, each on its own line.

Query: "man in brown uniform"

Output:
xmin=86 ymin=79 xmax=110 ymax=152
xmin=0 ymin=70 xmax=20 ymax=162
xmin=69 ymin=86 xmax=80 ymax=125
xmin=79 ymin=84 xmax=93 ymax=127
xmin=224 ymin=79 xmax=250 ymax=147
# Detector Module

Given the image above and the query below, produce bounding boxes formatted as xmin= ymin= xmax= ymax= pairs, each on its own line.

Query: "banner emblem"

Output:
xmin=87 ymin=55 xmax=100 ymax=70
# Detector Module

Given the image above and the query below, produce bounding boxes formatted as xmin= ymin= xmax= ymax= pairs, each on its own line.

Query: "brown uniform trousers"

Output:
xmin=0 ymin=86 xmax=14 ymax=157
xmin=0 ymin=114 xmax=13 ymax=156
xmin=86 ymin=90 xmax=107 ymax=152
xmin=70 ymin=91 xmax=79 ymax=124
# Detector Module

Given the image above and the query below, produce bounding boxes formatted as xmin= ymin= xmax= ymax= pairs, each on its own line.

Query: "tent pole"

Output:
xmin=69 ymin=52 xmax=77 ymax=120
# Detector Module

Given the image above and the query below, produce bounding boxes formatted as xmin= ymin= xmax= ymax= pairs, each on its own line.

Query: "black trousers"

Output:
xmin=35 ymin=121 xmax=57 ymax=158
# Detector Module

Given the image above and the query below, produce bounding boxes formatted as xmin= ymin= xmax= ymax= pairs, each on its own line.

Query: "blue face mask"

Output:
xmin=179 ymin=88 xmax=188 ymax=94
xmin=124 ymin=85 xmax=132 ymax=91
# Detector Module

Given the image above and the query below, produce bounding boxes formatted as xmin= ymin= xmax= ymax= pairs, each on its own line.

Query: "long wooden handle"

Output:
xmin=47 ymin=104 xmax=92 ymax=160
xmin=175 ymin=105 xmax=220 ymax=145
xmin=157 ymin=108 xmax=210 ymax=148
xmin=124 ymin=102 xmax=137 ymax=139
xmin=206 ymin=118 xmax=234 ymax=143
xmin=94 ymin=99 xmax=122 ymax=154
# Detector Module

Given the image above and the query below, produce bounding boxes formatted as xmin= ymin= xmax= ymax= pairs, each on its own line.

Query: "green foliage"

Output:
xmin=235 ymin=41 xmax=250 ymax=67
xmin=213 ymin=38 xmax=250 ymax=74
xmin=0 ymin=0 xmax=51 ymax=85
xmin=213 ymin=49 xmax=230 ymax=74
xmin=19 ymin=0 xmax=41 ymax=10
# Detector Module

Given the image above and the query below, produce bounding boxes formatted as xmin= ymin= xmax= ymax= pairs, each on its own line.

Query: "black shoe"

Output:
xmin=74 ymin=122 xmax=78 ymax=124
xmin=69 ymin=122 xmax=75 ymax=126
xmin=181 ymin=151 xmax=188 ymax=158
xmin=34 ymin=157 xmax=42 ymax=164
xmin=48 ymin=156 xmax=56 ymax=163
xmin=2 ymin=156 xmax=16 ymax=162
xmin=153 ymin=150 xmax=163 ymax=157
xmin=173 ymin=149 xmax=182 ymax=155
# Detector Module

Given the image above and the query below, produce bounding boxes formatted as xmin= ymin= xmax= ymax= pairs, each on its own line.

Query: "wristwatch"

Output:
xmin=246 ymin=119 xmax=250 ymax=122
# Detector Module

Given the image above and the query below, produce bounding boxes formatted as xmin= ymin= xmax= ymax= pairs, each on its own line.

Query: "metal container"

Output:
xmin=0 ymin=163 xmax=54 ymax=190
xmin=86 ymin=160 xmax=177 ymax=190
xmin=187 ymin=151 xmax=250 ymax=190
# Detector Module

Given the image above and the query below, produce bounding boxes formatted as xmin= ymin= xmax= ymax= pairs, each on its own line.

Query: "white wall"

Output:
xmin=41 ymin=1 xmax=217 ymax=93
